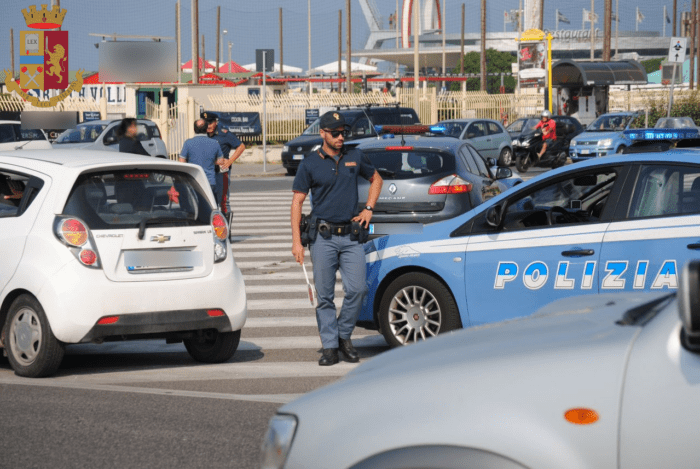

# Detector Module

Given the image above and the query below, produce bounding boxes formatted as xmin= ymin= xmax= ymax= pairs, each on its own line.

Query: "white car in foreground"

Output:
xmin=0 ymin=150 xmax=246 ymax=377
xmin=262 ymin=261 xmax=700 ymax=469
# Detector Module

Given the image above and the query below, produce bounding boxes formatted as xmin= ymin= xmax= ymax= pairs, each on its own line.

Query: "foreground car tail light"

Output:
xmin=207 ymin=309 xmax=225 ymax=317
xmin=428 ymin=175 xmax=473 ymax=195
xmin=211 ymin=211 xmax=228 ymax=263
xmin=97 ymin=316 xmax=120 ymax=325
xmin=54 ymin=217 xmax=102 ymax=268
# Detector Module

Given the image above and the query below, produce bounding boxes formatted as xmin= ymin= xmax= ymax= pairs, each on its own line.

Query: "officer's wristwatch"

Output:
xmin=364 ymin=205 xmax=374 ymax=212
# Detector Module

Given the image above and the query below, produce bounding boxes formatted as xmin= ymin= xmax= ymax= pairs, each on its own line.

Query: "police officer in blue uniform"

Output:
xmin=202 ymin=111 xmax=246 ymax=221
xmin=291 ymin=111 xmax=383 ymax=366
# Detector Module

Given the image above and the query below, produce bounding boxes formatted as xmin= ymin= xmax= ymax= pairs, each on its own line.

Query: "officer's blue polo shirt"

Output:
xmin=293 ymin=147 xmax=376 ymax=223
xmin=210 ymin=129 xmax=242 ymax=173
xmin=180 ymin=135 xmax=223 ymax=185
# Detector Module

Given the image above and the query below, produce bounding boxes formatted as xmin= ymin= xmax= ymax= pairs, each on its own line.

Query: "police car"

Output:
xmin=358 ymin=129 xmax=700 ymax=346
xmin=0 ymin=150 xmax=246 ymax=377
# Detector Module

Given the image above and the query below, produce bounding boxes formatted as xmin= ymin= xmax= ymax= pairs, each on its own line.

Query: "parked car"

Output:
xmin=52 ymin=119 xmax=168 ymax=158
xmin=507 ymin=115 xmax=584 ymax=142
xmin=357 ymin=149 xmax=700 ymax=346
xmin=281 ymin=106 xmax=420 ymax=176
xmin=436 ymin=118 xmax=514 ymax=166
xmin=0 ymin=150 xmax=246 ymax=377
xmin=570 ymin=111 xmax=639 ymax=161
xmin=354 ymin=126 xmax=521 ymax=238
xmin=0 ymin=121 xmax=52 ymax=151
xmin=654 ymin=116 xmax=699 ymax=129
xmin=263 ymin=269 xmax=700 ymax=469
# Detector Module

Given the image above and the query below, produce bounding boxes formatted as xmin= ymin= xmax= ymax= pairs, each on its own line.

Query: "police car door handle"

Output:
xmin=687 ymin=243 xmax=700 ymax=250
xmin=561 ymin=249 xmax=595 ymax=257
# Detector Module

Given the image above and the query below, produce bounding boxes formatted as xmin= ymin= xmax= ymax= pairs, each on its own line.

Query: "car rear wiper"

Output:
xmin=137 ymin=217 xmax=193 ymax=240
xmin=377 ymin=168 xmax=395 ymax=177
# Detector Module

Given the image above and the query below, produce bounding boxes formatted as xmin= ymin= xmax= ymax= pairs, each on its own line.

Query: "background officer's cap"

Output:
xmin=319 ymin=111 xmax=349 ymax=130
xmin=201 ymin=111 xmax=219 ymax=122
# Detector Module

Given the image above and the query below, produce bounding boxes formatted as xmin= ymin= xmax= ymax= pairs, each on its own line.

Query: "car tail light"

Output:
xmin=207 ymin=309 xmax=225 ymax=317
xmin=385 ymin=146 xmax=414 ymax=151
xmin=54 ymin=217 xmax=102 ymax=269
xmin=60 ymin=219 xmax=88 ymax=246
xmin=97 ymin=316 xmax=120 ymax=325
xmin=211 ymin=211 xmax=228 ymax=263
xmin=428 ymin=175 xmax=473 ymax=195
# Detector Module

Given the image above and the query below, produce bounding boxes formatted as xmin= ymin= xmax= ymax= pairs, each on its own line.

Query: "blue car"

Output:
xmin=570 ymin=111 xmax=640 ymax=161
xmin=360 ymin=135 xmax=700 ymax=346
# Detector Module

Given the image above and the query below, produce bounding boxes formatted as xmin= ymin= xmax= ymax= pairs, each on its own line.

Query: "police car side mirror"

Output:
xmin=496 ymin=167 xmax=512 ymax=180
xmin=485 ymin=204 xmax=503 ymax=228
xmin=679 ymin=260 xmax=700 ymax=353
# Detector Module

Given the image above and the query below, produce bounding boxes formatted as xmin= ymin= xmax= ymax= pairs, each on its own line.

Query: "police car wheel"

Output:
xmin=616 ymin=145 xmax=626 ymax=154
xmin=184 ymin=329 xmax=241 ymax=363
xmin=498 ymin=148 xmax=513 ymax=167
xmin=378 ymin=273 xmax=461 ymax=347
xmin=3 ymin=295 xmax=65 ymax=378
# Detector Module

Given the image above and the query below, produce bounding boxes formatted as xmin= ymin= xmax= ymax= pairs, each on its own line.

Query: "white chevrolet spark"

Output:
xmin=0 ymin=150 xmax=246 ymax=377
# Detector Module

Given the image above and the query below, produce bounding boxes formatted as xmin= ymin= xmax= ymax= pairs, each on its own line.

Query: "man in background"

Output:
xmin=179 ymin=119 xmax=224 ymax=200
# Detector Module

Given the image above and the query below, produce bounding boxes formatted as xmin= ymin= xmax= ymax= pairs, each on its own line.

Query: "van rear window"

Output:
xmin=62 ymin=170 xmax=213 ymax=229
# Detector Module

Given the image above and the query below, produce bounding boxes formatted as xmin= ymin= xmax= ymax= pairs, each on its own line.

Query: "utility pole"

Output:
xmin=615 ymin=0 xmax=619 ymax=57
xmin=480 ymin=0 xmax=486 ymax=91
xmin=461 ymin=3 xmax=465 ymax=92
xmin=201 ymin=35 xmax=206 ymax=73
xmin=673 ymin=0 xmax=678 ymax=36
xmin=347 ymin=0 xmax=352 ymax=93
xmin=10 ymin=29 xmax=15 ymax=81
xmin=590 ymin=0 xmax=595 ymax=60
xmin=191 ymin=0 xmax=199 ymax=84
xmin=603 ymin=0 xmax=611 ymax=60
xmin=691 ymin=0 xmax=696 ymax=90
xmin=414 ymin=0 xmax=420 ymax=106
xmin=176 ymin=1 xmax=181 ymax=83
xmin=228 ymin=42 xmax=232 ymax=68
xmin=339 ymin=10 xmax=343 ymax=90
xmin=442 ymin=0 xmax=446 ymax=91
xmin=696 ymin=0 xmax=699 ymax=88
xmin=216 ymin=6 xmax=220 ymax=70
xmin=279 ymin=8 xmax=284 ymax=76
xmin=539 ymin=0 xmax=544 ymax=29
xmin=308 ymin=0 xmax=312 ymax=95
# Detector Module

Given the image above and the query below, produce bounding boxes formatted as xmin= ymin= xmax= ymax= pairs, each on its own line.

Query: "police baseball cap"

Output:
xmin=319 ymin=111 xmax=349 ymax=130
xmin=201 ymin=111 xmax=219 ymax=122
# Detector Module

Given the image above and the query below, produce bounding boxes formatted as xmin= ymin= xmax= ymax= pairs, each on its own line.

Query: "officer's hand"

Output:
xmin=352 ymin=209 xmax=372 ymax=229
xmin=292 ymin=242 xmax=305 ymax=265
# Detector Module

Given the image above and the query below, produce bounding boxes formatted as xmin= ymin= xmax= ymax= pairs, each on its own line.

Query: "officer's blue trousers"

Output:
xmin=310 ymin=234 xmax=367 ymax=349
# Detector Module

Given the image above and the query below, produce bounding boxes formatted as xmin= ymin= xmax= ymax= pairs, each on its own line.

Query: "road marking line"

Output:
xmin=233 ymin=250 xmax=299 ymax=258
xmin=230 ymin=235 xmax=292 ymax=241
xmin=246 ymin=284 xmax=342 ymax=294
xmin=239 ymin=335 xmax=386 ymax=350
xmin=231 ymin=242 xmax=293 ymax=250
xmin=247 ymin=298 xmax=343 ymax=310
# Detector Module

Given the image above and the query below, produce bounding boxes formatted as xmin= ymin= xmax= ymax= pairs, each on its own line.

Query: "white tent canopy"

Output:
xmin=241 ymin=63 xmax=303 ymax=74
xmin=309 ymin=61 xmax=378 ymax=75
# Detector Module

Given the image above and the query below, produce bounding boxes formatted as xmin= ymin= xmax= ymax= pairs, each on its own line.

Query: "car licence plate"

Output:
xmin=293 ymin=154 xmax=304 ymax=160
xmin=581 ymin=149 xmax=590 ymax=155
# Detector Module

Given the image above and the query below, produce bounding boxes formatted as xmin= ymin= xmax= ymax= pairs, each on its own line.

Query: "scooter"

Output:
xmin=513 ymin=129 xmax=570 ymax=173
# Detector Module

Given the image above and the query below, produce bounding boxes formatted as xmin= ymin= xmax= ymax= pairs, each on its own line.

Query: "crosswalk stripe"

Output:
xmin=232 ymin=221 xmax=295 ymax=227
xmin=245 ymin=317 xmax=318 ymax=327
xmin=243 ymin=271 xmax=341 ymax=281
xmin=231 ymin=235 xmax=292 ymax=242
xmin=233 ymin=250 xmax=297 ymax=258
xmin=230 ymin=229 xmax=291 ymax=235
xmin=231 ymin=242 xmax=293 ymax=250
xmin=247 ymin=298 xmax=343 ymax=310
xmin=238 ymin=335 xmax=386 ymax=351
xmin=245 ymin=284 xmax=341 ymax=294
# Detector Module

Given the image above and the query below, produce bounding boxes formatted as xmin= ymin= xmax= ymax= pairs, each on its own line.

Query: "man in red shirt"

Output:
xmin=534 ymin=110 xmax=556 ymax=158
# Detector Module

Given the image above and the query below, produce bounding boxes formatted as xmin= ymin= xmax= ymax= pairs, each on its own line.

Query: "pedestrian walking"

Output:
xmin=179 ymin=119 xmax=225 ymax=201
xmin=202 ymin=111 xmax=246 ymax=223
xmin=290 ymin=111 xmax=383 ymax=366
xmin=116 ymin=118 xmax=149 ymax=156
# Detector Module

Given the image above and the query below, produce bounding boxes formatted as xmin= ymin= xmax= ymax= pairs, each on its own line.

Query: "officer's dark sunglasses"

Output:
xmin=323 ymin=129 xmax=347 ymax=138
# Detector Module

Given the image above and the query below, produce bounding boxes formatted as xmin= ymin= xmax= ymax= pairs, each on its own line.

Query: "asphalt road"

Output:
xmin=0 ymin=166 xmax=546 ymax=469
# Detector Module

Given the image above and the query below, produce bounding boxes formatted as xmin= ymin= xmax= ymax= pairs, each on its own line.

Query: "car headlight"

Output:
xmin=283 ymin=145 xmax=289 ymax=153
xmin=599 ymin=138 xmax=613 ymax=146
xmin=512 ymin=140 xmax=520 ymax=147
xmin=310 ymin=144 xmax=321 ymax=152
xmin=571 ymin=140 xmax=577 ymax=146
xmin=261 ymin=414 xmax=298 ymax=469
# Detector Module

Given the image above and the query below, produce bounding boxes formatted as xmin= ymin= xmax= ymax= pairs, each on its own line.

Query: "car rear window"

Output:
xmin=62 ymin=169 xmax=213 ymax=229
xmin=364 ymin=150 xmax=455 ymax=180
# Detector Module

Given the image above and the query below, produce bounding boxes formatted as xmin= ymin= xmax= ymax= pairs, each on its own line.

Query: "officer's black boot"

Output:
xmin=339 ymin=338 xmax=359 ymax=363
xmin=319 ymin=348 xmax=339 ymax=366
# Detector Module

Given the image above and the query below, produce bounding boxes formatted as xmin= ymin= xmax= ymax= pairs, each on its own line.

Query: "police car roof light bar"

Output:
xmin=623 ymin=128 xmax=700 ymax=141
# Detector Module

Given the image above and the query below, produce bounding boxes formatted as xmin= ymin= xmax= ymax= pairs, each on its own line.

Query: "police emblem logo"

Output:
xmin=333 ymin=113 xmax=340 ymax=120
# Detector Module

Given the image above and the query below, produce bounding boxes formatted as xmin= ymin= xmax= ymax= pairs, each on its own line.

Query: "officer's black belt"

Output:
xmin=318 ymin=221 xmax=353 ymax=236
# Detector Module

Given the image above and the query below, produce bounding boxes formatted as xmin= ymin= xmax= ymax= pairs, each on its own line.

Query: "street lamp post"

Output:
xmin=221 ymin=29 xmax=227 ymax=70
xmin=228 ymin=42 xmax=232 ymax=69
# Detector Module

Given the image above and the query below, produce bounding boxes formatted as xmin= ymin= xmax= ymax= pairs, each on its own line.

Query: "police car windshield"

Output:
xmin=62 ymin=170 xmax=213 ymax=229
xmin=55 ymin=124 xmax=108 ymax=143
xmin=587 ymin=115 xmax=633 ymax=132
xmin=364 ymin=150 xmax=455 ymax=180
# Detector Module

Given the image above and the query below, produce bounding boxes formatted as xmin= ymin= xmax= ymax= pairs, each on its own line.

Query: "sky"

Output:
xmin=0 ymin=0 xmax=678 ymax=74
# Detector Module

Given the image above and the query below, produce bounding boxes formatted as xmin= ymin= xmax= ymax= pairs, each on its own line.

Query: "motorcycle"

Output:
xmin=513 ymin=127 xmax=573 ymax=173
